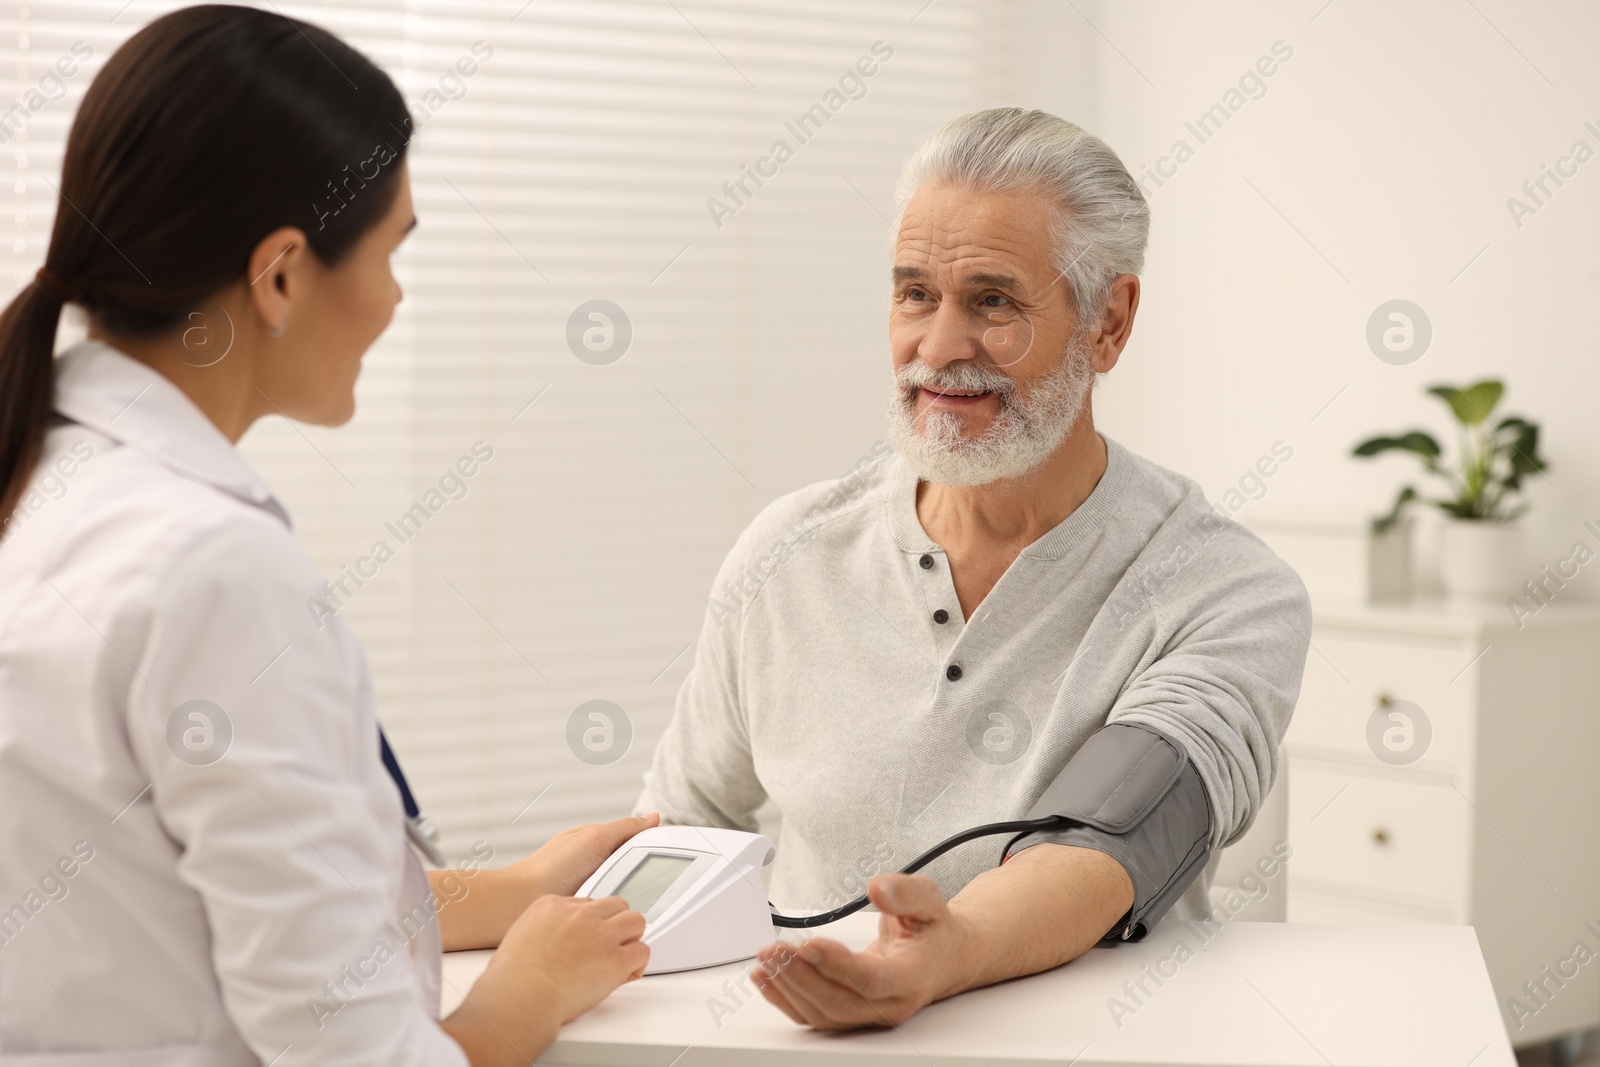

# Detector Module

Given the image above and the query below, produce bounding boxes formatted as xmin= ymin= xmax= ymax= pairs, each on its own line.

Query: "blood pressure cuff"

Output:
xmin=1002 ymin=723 xmax=1212 ymax=943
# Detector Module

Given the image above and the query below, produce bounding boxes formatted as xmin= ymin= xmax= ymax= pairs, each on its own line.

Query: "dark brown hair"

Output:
xmin=0 ymin=4 xmax=412 ymax=518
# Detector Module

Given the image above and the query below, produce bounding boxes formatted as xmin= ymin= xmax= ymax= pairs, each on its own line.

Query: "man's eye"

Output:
xmin=982 ymin=293 xmax=1010 ymax=307
xmin=907 ymin=288 xmax=929 ymax=301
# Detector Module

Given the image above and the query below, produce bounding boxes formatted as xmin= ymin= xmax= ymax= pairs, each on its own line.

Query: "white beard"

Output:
xmin=884 ymin=337 xmax=1096 ymax=487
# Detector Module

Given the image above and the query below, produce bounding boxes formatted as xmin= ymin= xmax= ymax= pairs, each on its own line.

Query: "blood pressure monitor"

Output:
xmin=577 ymin=826 xmax=777 ymax=974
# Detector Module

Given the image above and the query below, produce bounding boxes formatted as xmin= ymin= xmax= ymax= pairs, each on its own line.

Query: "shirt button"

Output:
xmin=946 ymin=663 xmax=963 ymax=681
xmin=919 ymin=553 xmax=934 ymax=570
xmin=933 ymin=609 xmax=949 ymax=624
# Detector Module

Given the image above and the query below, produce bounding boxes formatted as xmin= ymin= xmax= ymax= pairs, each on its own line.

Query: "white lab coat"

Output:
xmin=0 ymin=341 xmax=467 ymax=1066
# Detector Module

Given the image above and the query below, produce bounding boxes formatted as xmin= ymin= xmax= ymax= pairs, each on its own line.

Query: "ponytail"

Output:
xmin=0 ymin=275 xmax=67 ymax=524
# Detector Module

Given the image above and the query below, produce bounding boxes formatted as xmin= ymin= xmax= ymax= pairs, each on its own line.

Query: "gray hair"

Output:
xmin=893 ymin=108 xmax=1150 ymax=326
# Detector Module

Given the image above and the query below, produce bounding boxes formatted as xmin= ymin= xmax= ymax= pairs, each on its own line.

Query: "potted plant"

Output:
xmin=1352 ymin=379 xmax=1547 ymax=599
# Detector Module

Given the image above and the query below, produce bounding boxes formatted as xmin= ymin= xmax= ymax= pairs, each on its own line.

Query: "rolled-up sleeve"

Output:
xmin=1107 ymin=544 xmax=1312 ymax=852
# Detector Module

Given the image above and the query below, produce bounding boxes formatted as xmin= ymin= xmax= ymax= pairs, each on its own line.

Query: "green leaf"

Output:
xmin=1464 ymin=380 xmax=1505 ymax=421
xmin=1508 ymin=423 xmax=1544 ymax=474
xmin=1352 ymin=432 xmax=1441 ymax=460
xmin=1428 ymin=380 xmax=1503 ymax=425
xmin=1397 ymin=431 xmax=1442 ymax=459
xmin=1494 ymin=419 xmax=1545 ymax=490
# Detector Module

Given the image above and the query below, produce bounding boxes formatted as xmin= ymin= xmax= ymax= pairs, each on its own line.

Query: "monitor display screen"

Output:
xmin=615 ymin=853 xmax=695 ymax=915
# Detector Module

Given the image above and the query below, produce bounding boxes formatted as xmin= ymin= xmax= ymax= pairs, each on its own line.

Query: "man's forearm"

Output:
xmin=938 ymin=843 xmax=1133 ymax=998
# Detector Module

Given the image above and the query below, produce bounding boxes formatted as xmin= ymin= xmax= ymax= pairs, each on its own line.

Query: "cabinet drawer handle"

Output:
xmin=1372 ymin=827 xmax=1390 ymax=846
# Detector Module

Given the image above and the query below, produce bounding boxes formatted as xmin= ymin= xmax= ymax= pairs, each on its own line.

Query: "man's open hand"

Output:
xmin=750 ymin=873 xmax=970 ymax=1030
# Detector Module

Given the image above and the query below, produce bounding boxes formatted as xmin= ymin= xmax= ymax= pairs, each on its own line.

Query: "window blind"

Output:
xmin=3 ymin=0 xmax=987 ymax=862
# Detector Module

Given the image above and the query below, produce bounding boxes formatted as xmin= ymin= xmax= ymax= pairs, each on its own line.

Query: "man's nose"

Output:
xmin=918 ymin=300 xmax=975 ymax=369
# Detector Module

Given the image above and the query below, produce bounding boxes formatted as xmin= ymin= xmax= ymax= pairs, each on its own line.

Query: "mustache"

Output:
xmin=894 ymin=361 xmax=1017 ymax=398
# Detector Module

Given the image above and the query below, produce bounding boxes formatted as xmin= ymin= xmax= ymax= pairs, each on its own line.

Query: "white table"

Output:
xmin=441 ymin=914 xmax=1514 ymax=1066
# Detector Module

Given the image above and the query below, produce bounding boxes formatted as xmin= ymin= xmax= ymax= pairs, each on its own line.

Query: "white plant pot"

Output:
xmin=1438 ymin=519 xmax=1523 ymax=599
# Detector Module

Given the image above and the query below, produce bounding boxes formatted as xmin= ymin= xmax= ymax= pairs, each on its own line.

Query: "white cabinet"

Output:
xmin=1284 ymin=600 xmax=1600 ymax=1046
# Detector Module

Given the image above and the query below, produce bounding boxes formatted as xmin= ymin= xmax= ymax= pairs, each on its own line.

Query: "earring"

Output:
xmin=268 ymin=318 xmax=287 ymax=338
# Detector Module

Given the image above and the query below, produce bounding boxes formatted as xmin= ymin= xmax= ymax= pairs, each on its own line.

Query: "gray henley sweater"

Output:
xmin=635 ymin=435 xmax=1311 ymax=925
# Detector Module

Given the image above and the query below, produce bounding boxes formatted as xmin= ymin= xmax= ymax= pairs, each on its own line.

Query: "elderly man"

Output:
xmin=634 ymin=107 xmax=1310 ymax=1029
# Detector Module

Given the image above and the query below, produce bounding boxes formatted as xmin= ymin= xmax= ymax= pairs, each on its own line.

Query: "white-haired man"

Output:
xmin=635 ymin=108 xmax=1311 ymax=1029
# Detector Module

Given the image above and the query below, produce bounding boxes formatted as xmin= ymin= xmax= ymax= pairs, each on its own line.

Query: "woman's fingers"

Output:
xmin=622 ymin=939 xmax=650 ymax=977
xmin=588 ymin=813 xmax=659 ymax=849
xmin=585 ymin=895 xmax=632 ymax=918
xmin=604 ymin=905 xmax=648 ymax=942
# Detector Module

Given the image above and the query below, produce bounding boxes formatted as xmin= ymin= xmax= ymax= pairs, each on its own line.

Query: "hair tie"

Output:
xmin=35 ymin=266 xmax=74 ymax=302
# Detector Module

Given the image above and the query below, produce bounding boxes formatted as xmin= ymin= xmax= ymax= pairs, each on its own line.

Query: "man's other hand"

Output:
xmin=750 ymin=873 xmax=969 ymax=1030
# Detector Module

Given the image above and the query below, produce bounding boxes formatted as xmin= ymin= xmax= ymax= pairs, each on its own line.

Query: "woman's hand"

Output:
xmin=498 ymin=894 xmax=650 ymax=1020
xmin=442 ymin=894 xmax=648 ymax=1066
xmin=433 ymin=812 xmax=660 ymax=951
xmin=514 ymin=811 xmax=661 ymax=897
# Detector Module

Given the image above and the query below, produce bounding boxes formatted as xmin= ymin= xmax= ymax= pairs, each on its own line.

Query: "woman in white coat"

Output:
xmin=0 ymin=6 xmax=655 ymax=1065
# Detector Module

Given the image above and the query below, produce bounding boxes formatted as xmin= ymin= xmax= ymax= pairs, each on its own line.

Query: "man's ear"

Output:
xmin=245 ymin=227 xmax=309 ymax=336
xmin=1090 ymin=273 xmax=1140 ymax=374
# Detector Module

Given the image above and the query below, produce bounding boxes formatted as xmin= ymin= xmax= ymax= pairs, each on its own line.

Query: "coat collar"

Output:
xmin=52 ymin=339 xmax=291 ymax=528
